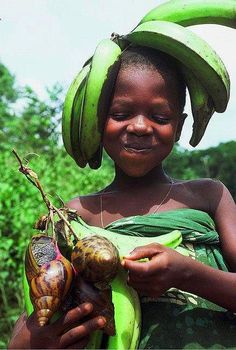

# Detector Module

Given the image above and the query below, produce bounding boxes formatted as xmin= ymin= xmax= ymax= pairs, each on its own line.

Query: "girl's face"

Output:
xmin=103 ymin=65 xmax=185 ymax=177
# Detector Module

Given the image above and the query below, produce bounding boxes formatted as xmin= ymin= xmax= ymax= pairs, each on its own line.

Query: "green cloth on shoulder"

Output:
xmin=106 ymin=208 xmax=219 ymax=243
xmin=106 ymin=209 xmax=236 ymax=349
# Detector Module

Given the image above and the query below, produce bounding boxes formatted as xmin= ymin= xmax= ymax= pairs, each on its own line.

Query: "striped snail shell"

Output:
xmin=71 ymin=235 xmax=120 ymax=288
xmin=25 ymin=234 xmax=73 ymax=326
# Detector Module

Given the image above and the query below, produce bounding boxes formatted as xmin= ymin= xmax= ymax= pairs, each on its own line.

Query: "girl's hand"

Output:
xmin=8 ymin=303 xmax=106 ymax=349
xmin=122 ymin=243 xmax=189 ymax=298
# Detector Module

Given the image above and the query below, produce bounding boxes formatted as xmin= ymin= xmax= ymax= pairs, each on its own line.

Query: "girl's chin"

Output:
xmin=119 ymin=163 xmax=157 ymax=178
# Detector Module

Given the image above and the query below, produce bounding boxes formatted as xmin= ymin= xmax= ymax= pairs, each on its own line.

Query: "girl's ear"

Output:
xmin=175 ymin=113 xmax=187 ymax=142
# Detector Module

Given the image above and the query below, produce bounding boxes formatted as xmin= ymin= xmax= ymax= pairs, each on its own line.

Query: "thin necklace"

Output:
xmin=100 ymin=178 xmax=174 ymax=228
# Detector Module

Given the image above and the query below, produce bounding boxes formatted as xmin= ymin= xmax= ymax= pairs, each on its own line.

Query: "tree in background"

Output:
xmin=0 ymin=62 xmax=64 ymax=154
xmin=189 ymin=142 xmax=236 ymax=199
xmin=0 ymin=63 xmax=19 ymax=148
xmin=165 ymin=142 xmax=236 ymax=200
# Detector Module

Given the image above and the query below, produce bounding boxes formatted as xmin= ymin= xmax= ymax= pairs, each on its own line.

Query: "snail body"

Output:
xmin=73 ymin=277 xmax=116 ymax=336
xmin=25 ymin=234 xmax=73 ymax=326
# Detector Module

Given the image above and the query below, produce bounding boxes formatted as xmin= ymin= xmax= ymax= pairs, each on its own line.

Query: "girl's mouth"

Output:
xmin=123 ymin=144 xmax=152 ymax=153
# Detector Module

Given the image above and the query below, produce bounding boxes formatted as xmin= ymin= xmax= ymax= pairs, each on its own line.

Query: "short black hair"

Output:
xmin=120 ymin=45 xmax=187 ymax=112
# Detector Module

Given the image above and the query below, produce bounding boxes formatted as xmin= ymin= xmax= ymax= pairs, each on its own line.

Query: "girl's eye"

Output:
xmin=109 ymin=113 xmax=129 ymax=120
xmin=152 ymin=115 xmax=170 ymax=124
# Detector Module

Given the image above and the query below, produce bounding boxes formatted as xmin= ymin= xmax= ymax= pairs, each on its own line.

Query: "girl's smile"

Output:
xmin=103 ymin=66 xmax=186 ymax=178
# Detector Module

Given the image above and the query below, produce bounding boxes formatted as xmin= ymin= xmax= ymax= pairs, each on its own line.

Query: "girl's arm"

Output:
xmin=210 ymin=180 xmax=236 ymax=270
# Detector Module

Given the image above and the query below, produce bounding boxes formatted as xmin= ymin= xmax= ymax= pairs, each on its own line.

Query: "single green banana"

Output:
xmin=124 ymin=20 xmax=230 ymax=114
xmin=62 ymin=64 xmax=90 ymax=161
xmin=139 ymin=0 xmax=236 ymax=28
xmin=87 ymin=146 xmax=103 ymax=169
xmin=175 ymin=246 xmax=190 ymax=256
xmin=70 ymin=70 xmax=89 ymax=167
xmin=107 ymin=267 xmax=140 ymax=350
xmin=80 ymin=38 xmax=122 ymax=160
xmin=129 ymin=284 xmax=141 ymax=350
xmin=181 ymin=66 xmax=215 ymax=146
xmin=71 ymin=217 xmax=182 ymax=258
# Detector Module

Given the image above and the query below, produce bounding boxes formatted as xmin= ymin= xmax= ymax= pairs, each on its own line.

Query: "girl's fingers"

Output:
xmin=124 ymin=243 xmax=163 ymax=261
xmin=122 ymin=258 xmax=155 ymax=277
xmin=60 ymin=316 xmax=106 ymax=348
xmin=54 ymin=303 xmax=93 ymax=334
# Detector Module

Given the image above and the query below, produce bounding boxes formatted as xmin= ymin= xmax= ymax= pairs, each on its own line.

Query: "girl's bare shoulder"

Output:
xmin=66 ymin=192 xmax=102 ymax=222
xmin=174 ymin=177 xmax=223 ymax=191
xmin=172 ymin=177 xmax=226 ymax=214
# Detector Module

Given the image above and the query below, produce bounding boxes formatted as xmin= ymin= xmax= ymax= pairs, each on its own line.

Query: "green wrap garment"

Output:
xmin=106 ymin=209 xmax=236 ymax=349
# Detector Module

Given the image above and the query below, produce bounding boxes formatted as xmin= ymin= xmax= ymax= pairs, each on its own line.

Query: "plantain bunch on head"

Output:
xmin=62 ymin=0 xmax=236 ymax=169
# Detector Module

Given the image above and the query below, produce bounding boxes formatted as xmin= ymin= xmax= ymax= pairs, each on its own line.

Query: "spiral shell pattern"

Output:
xmin=71 ymin=234 xmax=119 ymax=285
xmin=25 ymin=234 xmax=73 ymax=326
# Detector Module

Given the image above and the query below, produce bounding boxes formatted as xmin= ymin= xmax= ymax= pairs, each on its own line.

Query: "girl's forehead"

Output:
xmin=114 ymin=66 xmax=174 ymax=94
xmin=110 ymin=65 xmax=183 ymax=112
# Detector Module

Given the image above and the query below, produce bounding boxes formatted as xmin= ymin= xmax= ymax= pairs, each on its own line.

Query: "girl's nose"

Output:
xmin=126 ymin=115 xmax=153 ymax=136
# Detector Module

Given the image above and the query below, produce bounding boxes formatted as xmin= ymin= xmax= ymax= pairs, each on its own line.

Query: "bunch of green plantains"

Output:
xmin=13 ymin=150 xmax=183 ymax=350
xmin=62 ymin=0 xmax=236 ymax=170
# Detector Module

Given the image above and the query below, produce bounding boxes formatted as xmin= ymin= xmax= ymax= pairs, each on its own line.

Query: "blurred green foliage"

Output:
xmin=164 ymin=142 xmax=236 ymax=199
xmin=0 ymin=62 xmax=235 ymax=348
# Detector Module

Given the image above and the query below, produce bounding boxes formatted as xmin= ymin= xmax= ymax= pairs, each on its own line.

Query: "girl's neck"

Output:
xmin=106 ymin=165 xmax=171 ymax=192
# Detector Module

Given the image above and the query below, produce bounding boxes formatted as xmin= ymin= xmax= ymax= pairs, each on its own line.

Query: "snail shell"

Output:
xmin=71 ymin=235 xmax=120 ymax=287
xmin=25 ymin=234 xmax=73 ymax=326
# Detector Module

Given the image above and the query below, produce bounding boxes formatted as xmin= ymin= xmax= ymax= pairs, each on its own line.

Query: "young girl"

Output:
xmin=9 ymin=46 xmax=236 ymax=349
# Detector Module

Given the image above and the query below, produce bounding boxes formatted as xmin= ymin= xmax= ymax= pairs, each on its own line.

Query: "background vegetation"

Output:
xmin=0 ymin=62 xmax=235 ymax=348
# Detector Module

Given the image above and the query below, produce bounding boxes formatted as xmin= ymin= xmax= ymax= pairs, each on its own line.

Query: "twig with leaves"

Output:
xmin=12 ymin=149 xmax=77 ymax=242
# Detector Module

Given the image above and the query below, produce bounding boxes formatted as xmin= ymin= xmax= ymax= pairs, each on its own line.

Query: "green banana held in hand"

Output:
xmin=70 ymin=217 xmax=182 ymax=258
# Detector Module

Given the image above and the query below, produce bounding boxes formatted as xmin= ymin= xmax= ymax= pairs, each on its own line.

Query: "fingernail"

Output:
xmin=121 ymin=259 xmax=125 ymax=266
xmin=98 ymin=317 xmax=106 ymax=328
xmin=125 ymin=250 xmax=135 ymax=258
xmin=83 ymin=303 xmax=93 ymax=312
